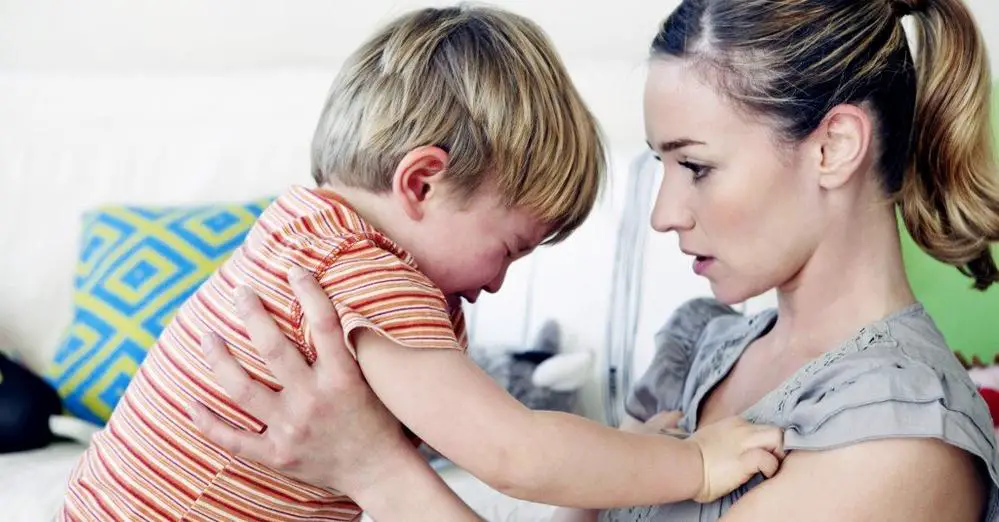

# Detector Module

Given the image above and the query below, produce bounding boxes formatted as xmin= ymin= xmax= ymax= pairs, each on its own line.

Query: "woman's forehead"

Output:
xmin=643 ymin=59 xmax=767 ymax=150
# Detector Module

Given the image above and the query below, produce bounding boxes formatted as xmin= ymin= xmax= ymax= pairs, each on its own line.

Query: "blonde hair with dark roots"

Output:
xmin=652 ymin=0 xmax=999 ymax=289
xmin=311 ymin=5 xmax=605 ymax=245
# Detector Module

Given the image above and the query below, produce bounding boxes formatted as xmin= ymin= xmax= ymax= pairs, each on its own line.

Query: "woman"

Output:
xmin=189 ymin=0 xmax=999 ymax=520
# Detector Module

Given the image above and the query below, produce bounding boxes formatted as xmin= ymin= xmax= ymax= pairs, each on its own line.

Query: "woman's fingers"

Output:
xmin=287 ymin=266 xmax=358 ymax=385
xmin=622 ymin=410 xmax=685 ymax=436
xmin=646 ymin=410 xmax=683 ymax=430
xmin=201 ymin=333 xmax=278 ymax=420
xmin=233 ymin=285 xmax=311 ymax=389
xmin=188 ymin=401 xmax=271 ymax=462
xmin=191 ymin=270 xmax=413 ymax=492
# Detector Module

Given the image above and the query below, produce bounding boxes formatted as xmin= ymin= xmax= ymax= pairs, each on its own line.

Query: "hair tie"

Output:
xmin=891 ymin=0 xmax=925 ymax=18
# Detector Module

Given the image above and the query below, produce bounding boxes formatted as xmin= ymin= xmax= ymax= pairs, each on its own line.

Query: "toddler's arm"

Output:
xmin=551 ymin=412 xmax=685 ymax=520
xmin=354 ymin=330 xmax=782 ymax=509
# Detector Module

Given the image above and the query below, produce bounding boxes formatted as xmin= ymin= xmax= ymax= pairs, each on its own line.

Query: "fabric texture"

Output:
xmin=60 ymin=186 xmax=467 ymax=522
xmin=604 ymin=300 xmax=999 ymax=522
xmin=44 ymin=201 xmax=269 ymax=425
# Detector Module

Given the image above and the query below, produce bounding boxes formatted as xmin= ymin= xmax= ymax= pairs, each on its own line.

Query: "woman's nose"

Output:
xmin=650 ymin=168 xmax=694 ymax=233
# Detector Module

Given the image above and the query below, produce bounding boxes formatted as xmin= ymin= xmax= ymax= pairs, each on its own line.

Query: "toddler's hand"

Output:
xmin=688 ymin=416 xmax=784 ymax=503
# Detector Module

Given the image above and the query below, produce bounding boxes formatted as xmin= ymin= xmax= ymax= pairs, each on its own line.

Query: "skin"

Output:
xmin=188 ymin=139 xmax=785 ymax=512
xmin=554 ymin=57 xmax=987 ymax=521
xmin=191 ymin=55 xmax=988 ymax=522
xmin=327 ymin=145 xmax=546 ymax=307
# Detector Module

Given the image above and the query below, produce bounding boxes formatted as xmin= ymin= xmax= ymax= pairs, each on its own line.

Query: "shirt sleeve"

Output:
xmin=296 ymin=236 xmax=464 ymax=360
xmin=782 ymin=349 xmax=999 ymax=490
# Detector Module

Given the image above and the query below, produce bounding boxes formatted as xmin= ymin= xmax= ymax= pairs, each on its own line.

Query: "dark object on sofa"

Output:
xmin=0 ymin=352 xmax=63 ymax=453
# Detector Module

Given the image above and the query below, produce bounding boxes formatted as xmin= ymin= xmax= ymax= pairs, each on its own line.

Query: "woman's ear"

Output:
xmin=813 ymin=104 xmax=872 ymax=190
xmin=391 ymin=146 xmax=450 ymax=221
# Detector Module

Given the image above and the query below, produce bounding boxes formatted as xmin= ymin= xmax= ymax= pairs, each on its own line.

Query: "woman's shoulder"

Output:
xmin=779 ymin=305 xmax=991 ymax=432
xmin=772 ymin=304 xmax=998 ymax=508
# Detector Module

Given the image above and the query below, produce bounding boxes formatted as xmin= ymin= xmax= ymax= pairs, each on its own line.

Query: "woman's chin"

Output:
xmin=709 ymin=281 xmax=766 ymax=308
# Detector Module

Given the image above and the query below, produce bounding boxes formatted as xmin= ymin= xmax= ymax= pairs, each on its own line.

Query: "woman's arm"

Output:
xmin=349 ymin=440 xmax=483 ymax=522
xmin=720 ymin=438 xmax=986 ymax=522
xmin=189 ymin=274 xmax=482 ymax=522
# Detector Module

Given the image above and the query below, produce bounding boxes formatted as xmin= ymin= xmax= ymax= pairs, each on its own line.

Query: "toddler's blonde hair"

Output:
xmin=311 ymin=4 xmax=605 ymax=244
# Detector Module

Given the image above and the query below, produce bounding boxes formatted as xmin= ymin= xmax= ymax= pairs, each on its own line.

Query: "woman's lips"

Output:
xmin=693 ymin=256 xmax=715 ymax=275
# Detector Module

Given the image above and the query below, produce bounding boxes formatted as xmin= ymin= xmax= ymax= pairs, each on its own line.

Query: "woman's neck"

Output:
xmin=768 ymin=199 xmax=917 ymax=358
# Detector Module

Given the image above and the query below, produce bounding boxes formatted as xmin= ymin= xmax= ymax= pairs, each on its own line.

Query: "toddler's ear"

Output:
xmin=392 ymin=146 xmax=449 ymax=220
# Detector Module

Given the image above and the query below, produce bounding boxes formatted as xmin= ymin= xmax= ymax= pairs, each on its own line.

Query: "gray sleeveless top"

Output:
xmin=602 ymin=299 xmax=999 ymax=522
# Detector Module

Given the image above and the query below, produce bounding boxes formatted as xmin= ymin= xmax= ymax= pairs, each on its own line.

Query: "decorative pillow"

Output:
xmin=45 ymin=200 xmax=270 ymax=425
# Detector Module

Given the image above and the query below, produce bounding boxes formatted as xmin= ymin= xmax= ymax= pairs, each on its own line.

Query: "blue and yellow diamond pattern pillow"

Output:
xmin=45 ymin=200 xmax=270 ymax=425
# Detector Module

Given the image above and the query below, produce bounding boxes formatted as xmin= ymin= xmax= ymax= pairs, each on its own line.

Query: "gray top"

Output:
xmin=602 ymin=299 xmax=999 ymax=522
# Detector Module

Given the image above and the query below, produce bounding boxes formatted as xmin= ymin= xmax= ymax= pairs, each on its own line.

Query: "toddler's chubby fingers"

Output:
xmin=742 ymin=448 xmax=781 ymax=479
xmin=746 ymin=425 xmax=785 ymax=459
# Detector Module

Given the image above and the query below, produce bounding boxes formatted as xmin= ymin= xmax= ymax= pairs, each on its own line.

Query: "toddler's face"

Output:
xmin=410 ymin=187 xmax=549 ymax=307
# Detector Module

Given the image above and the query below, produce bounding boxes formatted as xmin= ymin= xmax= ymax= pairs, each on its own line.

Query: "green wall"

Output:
xmin=902 ymin=234 xmax=999 ymax=361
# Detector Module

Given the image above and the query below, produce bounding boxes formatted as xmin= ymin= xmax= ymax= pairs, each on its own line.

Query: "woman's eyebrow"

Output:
xmin=646 ymin=138 xmax=706 ymax=153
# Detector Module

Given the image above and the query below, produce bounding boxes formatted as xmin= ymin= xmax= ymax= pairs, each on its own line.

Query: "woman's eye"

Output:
xmin=678 ymin=160 xmax=712 ymax=181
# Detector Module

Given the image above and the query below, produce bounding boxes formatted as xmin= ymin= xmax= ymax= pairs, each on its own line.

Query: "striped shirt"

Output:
xmin=60 ymin=185 xmax=468 ymax=521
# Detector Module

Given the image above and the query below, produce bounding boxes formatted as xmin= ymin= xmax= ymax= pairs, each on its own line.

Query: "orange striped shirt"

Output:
xmin=60 ymin=185 xmax=468 ymax=521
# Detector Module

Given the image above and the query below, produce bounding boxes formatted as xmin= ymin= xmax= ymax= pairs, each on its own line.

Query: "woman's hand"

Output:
xmin=619 ymin=411 xmax=686 ymax=437
xmin=189 ymin=268 xmax=481 ymax=521
xmin=187 ymin=267 xmax=410 ymax=498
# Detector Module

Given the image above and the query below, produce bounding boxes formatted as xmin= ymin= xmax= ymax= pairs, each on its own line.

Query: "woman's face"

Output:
xmin=643 ymin=58 xmax=825 ymax=304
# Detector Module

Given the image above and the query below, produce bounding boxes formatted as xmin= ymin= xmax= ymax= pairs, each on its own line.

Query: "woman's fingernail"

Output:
xmin=288 ymin=266 xmax=308 ymax=283
xmin=186 ymin=403 xmax=200 ymax=422
xmin=234 ymin=285 xmax=252 ymax=304
xmin=201 ymin=333 xmax=216 ymax=354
